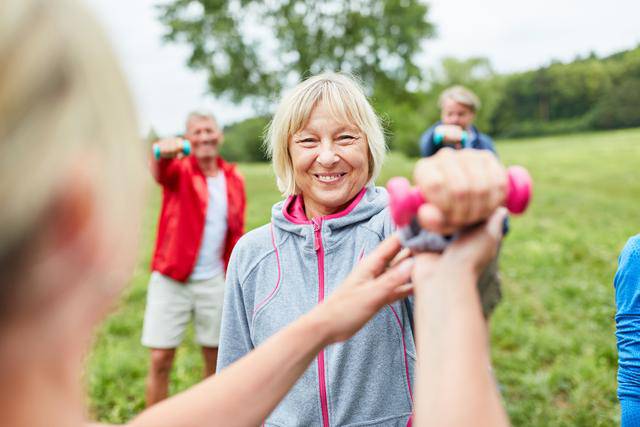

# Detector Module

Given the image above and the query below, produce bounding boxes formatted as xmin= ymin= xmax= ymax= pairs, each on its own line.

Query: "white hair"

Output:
xmin=185 ymin=110 xmax=218 ymax=130
xmin=438 ymin=85 xmax=481 ymax=112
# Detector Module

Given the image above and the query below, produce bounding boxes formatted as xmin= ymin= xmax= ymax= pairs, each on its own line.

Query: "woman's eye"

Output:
xmin=337 ymin=135 xmax=357 ymax=144
xmin=297 ymin=138 xmax=317 ymax=145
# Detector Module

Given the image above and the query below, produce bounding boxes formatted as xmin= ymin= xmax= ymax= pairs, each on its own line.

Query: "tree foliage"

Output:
xmin=490 ymin=46 xmax=640 ymax=137
xmin=220 ymin=116 xmax=271 ymax=162
xmin=159 ymin=0 xmax=435 ymax=107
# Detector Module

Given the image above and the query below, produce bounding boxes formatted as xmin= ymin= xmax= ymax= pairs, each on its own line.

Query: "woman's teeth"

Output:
xmin=316 ymin=174 xmax=344 ymax=182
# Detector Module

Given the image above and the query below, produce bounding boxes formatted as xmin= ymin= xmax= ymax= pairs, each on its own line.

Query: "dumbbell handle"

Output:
xmin=152 ymin=139 xmax=191 ymax=160
xmin=387 ymin=166 xmax=532 ymax=227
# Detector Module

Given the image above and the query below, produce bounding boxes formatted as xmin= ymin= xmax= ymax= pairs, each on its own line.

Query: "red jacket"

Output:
xmin=150 ymin=155 xmax=246 ymax=282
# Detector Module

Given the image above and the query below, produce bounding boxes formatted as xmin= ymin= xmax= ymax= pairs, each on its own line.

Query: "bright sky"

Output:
xmin=85 ymin=0 xmax=640 ymax=136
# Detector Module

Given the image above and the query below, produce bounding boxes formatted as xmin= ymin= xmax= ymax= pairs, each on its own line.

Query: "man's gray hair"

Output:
xmin=185 ymin=110 xmax=218 ymax=129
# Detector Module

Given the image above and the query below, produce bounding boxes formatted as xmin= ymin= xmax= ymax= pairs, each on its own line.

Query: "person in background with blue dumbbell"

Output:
xmin=418 ymin=85 xmax=496 ymax=158
xmin=418 ymin=86 xmax=502 ymax=318
xmin=144 ymin=112 xmax=246 ymax=407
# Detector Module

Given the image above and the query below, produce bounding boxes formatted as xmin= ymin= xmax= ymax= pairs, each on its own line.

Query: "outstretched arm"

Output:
xmin=118 ymin=236 xmax=412 ymax=427
xmin=412 ymin=209 xmax=510 ymax=427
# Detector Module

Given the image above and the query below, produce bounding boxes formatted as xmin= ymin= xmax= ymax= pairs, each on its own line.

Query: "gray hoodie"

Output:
xmin=217 ymin=186 xmax=415 ymax=426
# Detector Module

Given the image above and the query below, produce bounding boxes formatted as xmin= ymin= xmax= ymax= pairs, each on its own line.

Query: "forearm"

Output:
xmin=414 ymin=266 xmax=509 ymax=427
xmin=128 ymin=310 xmax=330 ymax=427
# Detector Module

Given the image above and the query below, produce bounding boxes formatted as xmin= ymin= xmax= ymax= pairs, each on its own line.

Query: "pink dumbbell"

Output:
xmin=387 ymin=165 xmax=533 ymax=227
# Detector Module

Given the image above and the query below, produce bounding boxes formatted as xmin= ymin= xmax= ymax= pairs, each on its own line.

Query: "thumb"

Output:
xmin=486 ymin=207 xmax=508 ymax=241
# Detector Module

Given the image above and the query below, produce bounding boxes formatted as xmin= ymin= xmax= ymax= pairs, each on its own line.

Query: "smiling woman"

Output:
xmin=217 ymin=72 xmax=416 ymax=426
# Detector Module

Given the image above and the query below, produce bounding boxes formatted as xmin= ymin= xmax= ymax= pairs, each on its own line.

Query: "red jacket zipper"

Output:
xmin=313 ymin=218 xmax=330 ymax=427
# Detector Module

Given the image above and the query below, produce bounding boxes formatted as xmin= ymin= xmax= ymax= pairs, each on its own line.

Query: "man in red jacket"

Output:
xmin=143 ymin=111 xmax=246 ymax=406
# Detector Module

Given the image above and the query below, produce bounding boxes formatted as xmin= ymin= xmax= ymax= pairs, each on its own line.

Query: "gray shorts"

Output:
xmin=141 ymin=272 xmax=225 ymax=348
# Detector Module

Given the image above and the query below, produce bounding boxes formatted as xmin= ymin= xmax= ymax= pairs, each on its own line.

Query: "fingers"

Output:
xmin=351 ymin=235 xmax=403 ymax=282
xmin=389 ymin=247 xmax=412 ymax=267
xmin=413 ymin=148 xmax=507 ymax=234
xmin=463 ymin=150 xmax=489 ymax=223
xmin=366 ymin=257 xmax=414 ymax=305
xmin=414 ymin=148 xmax=470 ymax=233
xmin=441 ymin=125 xmax=463 ymax=143
xmin=155 ymin=137 xmax=184 ymax=158
xmin=485 ymin=154 xmax=508 ymax=215
xmin=414 ymin=148 xmax=467 ymax=231
xmin=413 ymin=156 xmax=448 ymax=213
xmin=416 ymin=203 xmax=446 ymax=233
xmin=485 ymin=207 xmax=508 ymax=242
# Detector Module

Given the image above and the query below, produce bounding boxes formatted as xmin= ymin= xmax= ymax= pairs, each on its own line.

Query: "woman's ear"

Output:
xmin=23 ymin=166 xmax=107 ymax=315
xmin=47 ymin=171 xmax=96 ymax=252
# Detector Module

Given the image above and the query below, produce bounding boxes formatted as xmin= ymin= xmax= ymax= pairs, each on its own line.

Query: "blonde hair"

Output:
xmin=265 ymin=72 xmax=386 ymax=196
xmin=0 ymin=0 xmax=143 ymax=309
xmin=438 ymin=85 xmax=481 ymax=112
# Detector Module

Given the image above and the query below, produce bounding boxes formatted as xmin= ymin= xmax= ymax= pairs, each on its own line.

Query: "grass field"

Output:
xmin=88 ymin=128 xmax=640 ymax=425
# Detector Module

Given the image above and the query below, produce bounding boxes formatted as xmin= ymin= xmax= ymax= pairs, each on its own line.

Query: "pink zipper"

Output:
xmin=313 ymin=217 xmax=330 ymax=427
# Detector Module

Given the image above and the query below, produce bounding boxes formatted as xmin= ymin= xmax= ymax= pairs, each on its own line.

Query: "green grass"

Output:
xmin=87 ymin=128 xmax=640 ymax=425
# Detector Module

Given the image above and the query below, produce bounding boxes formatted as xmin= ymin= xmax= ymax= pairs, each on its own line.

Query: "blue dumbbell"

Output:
xmin=153 ymin=139 xmax=191 ymax=160
xmin=434 ymin=130 xmax=468 ymax=147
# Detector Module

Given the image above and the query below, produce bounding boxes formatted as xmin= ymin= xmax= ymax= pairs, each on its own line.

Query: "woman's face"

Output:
xmin=289 ymin=103 xmax=370 ymax=218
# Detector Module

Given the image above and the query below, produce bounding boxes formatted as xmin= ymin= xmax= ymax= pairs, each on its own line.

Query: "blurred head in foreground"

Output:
xmin=0 ymin=0 xmax=143 ymax=424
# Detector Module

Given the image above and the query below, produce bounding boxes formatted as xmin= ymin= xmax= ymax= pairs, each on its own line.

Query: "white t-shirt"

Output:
xmin=190 ymin=173 xmax=228 ymax=280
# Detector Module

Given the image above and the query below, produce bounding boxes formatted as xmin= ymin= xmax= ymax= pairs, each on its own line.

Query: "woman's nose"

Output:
xmin=316 ymin=142 xmax=339 ymax=167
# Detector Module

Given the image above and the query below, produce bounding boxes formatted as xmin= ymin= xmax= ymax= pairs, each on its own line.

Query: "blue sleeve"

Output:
xmin=419 ymin=125 xmax=438 ymax=158
xmin=477 ymin=133 xmax=497 ymax=157
xmin=615 ymin=235 xmax=640 ymax=426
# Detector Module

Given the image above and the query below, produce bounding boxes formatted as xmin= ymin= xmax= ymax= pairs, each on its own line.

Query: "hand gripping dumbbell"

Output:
xmin=152 ymin=139 xmax=191 ymax=160
xmin=386 ymin=166 xmax=532 ymax=252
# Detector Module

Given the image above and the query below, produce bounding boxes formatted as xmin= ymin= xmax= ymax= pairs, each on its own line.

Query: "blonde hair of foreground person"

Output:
xmin=265 ymin=71 xmax=386 ymax=196
xmin=0 ymin=0 xmax=144 ymax=424
xmin=0 ymin=0 xmax=143 ymax=339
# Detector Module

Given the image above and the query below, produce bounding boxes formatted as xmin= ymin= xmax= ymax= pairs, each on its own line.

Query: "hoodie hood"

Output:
xmin=271 ymin=185 xmax=389 ymax=252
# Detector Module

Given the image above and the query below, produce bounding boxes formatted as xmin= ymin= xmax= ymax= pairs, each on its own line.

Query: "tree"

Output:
xmin=220 ymin=116 xmax=271 ymax=162
xmin=158 ymin=0 xmax=435 ymax=107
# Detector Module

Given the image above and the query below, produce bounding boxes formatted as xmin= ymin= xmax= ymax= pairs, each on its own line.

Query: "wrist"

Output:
xmin=300 ymin=306 xmax=334 ymax=348
xmin=414 ymin=260 xmax=478 ymax=297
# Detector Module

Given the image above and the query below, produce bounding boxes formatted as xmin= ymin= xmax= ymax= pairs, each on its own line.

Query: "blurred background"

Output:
xmin=83 ymin=1 xmax=640 ymax=425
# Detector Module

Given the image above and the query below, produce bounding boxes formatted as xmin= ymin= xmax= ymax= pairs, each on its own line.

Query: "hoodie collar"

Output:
xmin=271 ymin=185 xmax=388 ymax=251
